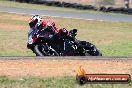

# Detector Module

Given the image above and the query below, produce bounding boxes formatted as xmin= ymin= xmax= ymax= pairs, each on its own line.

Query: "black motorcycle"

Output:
xmin=27 ymin=27 xmax=102 ymax=56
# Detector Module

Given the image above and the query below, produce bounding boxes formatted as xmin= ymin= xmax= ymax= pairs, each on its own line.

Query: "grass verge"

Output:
xmin=0 ymin=76 xmax=131 ymax=88
xmin=0 ymin=12 xmax=132 ymax=56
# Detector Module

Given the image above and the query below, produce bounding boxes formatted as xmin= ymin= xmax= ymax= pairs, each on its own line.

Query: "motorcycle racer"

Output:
xmin=27 ymin=15 xmax=69 ymax=50
xmin=27 ymin=15 xmax=42 ymax=46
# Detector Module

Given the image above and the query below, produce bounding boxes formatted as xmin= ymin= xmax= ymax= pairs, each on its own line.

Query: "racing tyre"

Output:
xmin=80 ymin=41 xmax=102 ymax=56
xmin=85 ymin=42 xmax=102 ymax=56
xmin=34 ymin=44 xmax=59 ymax=56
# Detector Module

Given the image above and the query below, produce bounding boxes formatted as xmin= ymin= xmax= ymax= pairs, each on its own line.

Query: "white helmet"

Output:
xmin=29 ymin=15 xmax=42 ymax=28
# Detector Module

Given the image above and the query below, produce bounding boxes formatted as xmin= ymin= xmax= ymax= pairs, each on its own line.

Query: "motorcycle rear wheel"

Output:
xmin=80 ymin=41 xmax=102 ymax=56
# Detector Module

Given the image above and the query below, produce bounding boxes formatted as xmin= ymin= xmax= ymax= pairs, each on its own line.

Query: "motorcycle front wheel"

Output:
xmin=34 ymin=44 xmax=59 ymax=56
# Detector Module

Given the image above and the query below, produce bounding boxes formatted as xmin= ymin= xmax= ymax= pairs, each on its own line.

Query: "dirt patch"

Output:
xmin=0 ymin=13 xmax=30 ymax=21
xmin=0 ymin=23 xmax=27 ymax=30
xmin=0 ymin=58 xmax=131 ymax=77
xmin=0 ymin=13 xmax=29 ymax=30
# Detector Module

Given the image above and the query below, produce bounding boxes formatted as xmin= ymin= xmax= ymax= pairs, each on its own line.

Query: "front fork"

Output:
xmin=43 ymin=43 xmax=51 ymax=51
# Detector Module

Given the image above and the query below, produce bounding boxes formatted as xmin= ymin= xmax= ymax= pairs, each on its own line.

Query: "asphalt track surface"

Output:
xmin=0 ymin=6 xmax=132 ymax=22
xmin=0 ymin=56 xmax=132 ymax=60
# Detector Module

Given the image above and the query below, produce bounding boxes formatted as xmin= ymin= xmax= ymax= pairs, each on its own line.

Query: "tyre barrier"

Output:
xmin=61 ymin=2 xmax=74 ymax=8
xmin=123 ymin=8 xmax=132 ymax=14
xmin=9 ymin=0 xmax=132 ymax=14
xmin=10 ymin=0 xmax=96 ymax=10
xmin=99 ymin=6 xmax=132 ymax=14
xmin=100 ymin=7 xmax=124 ymax=12
xmin=99 ymin=6 xmax=107 ymax=11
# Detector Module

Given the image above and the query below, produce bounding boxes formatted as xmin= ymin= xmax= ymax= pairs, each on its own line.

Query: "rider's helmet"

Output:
xmin=29 ymin=15 xmax=42 ymax=28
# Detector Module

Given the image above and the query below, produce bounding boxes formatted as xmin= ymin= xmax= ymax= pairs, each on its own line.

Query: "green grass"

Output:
xmin=0 ymin=29 xmax=35 ymax=56
xmin=0 ymin=19 xmax=27 ymax=25
xmin=0 ymin=12 xmax=132 ymax=56
xmin=100 ymin=41 xmax=132 ymax=56
xmin=0 ymin=76 xmax=131 ymax=88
